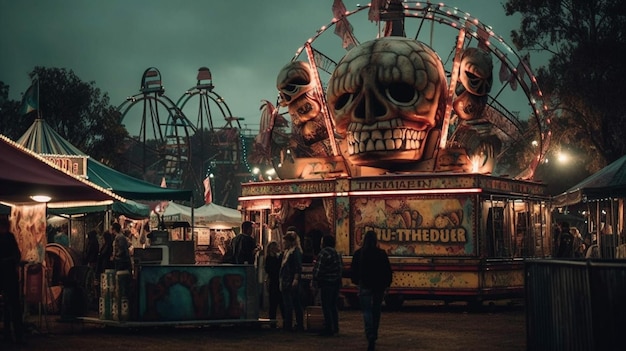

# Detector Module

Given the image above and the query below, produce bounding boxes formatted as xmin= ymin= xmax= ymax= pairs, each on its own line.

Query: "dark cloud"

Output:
xmin=1 ymin=0 xmax=525 ymax=133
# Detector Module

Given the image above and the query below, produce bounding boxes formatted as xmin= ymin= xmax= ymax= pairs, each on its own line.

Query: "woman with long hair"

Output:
xmin=264 ymin=241 xmax=283 ymax=328
xmin=350 ymin=230 xmax=393 ymax=351
xmin=279 ymin=227 xmax=304 ymax=331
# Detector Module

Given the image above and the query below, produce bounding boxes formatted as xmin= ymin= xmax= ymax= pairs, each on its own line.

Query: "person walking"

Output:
xmin=312 ymin=234 xmax=342 ymax=336
xmin=232 ymin=221 xmax=259 ymax=265
xmin=280 ymin=228 xmax=304 ymax=331
xmin=0 ymin=215 xmax=24 ymax=345
xmin=351 ymin=230 xmax=392 ymax=351
xmin=264 ymin=241 xmax=283 ymax=328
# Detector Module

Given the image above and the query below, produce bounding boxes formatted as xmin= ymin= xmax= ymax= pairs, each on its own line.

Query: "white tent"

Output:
xmin=161 ymin=201 xmax=193 ymax=223
xmin=195 ymin=203 xmax=242 ymax=229
xmin=161 ymin=201 xmax=241 ymax=229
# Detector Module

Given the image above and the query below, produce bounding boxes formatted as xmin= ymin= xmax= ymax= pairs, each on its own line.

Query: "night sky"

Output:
xmin=1 ymin=1 xmax=523 ymax=134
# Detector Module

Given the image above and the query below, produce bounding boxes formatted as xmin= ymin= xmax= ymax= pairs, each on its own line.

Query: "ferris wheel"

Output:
xmin=279 ymin=1 xmax=551 ymax=179
xmin=176 ymin=67 xmax=250 ymax=207
xmin=117 ymin=67 xmax=196 ymax=190
xmin=117 ymin=67 xmax=249 ymax=207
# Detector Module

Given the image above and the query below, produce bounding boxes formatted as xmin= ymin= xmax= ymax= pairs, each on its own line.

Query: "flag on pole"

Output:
xmin=498 ymin=57 xmax=511 ymax=84
xmin=332 ymin=0 xmax=357 ymax=50
xmin=21 ymin=79 xmax=39 ymax=116
xmin=368 ymin=0 xmax=384 ymax=22
xmin=157 ymin=176 xmax=169 ymax=213
xmin=203 ymin=176 xmax=212 ymax=205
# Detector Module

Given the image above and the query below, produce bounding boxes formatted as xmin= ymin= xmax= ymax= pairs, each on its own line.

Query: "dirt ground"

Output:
xmin=3 ymin=299 xmax=525 ymax=351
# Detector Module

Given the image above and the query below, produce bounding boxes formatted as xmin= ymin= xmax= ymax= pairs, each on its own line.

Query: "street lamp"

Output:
xmin=557 ymin=151 xmax=570 ymax=164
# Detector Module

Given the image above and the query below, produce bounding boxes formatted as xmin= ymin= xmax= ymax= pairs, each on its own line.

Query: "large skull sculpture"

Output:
xmin=326 ymin=37 xmax=447 ymax=169
xmin=276 ymin=61 xmax=330 ymax=157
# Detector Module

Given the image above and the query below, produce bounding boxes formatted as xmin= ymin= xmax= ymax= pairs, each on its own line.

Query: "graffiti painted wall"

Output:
xmin=138 ymin=265 xmax=256 ymax=321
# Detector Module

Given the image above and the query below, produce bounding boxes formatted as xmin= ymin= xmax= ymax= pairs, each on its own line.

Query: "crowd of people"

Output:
xmin=552 ymin=220 xmax=626 ymax=259
xmin=259 ymin=225 xmax=392 ymax=351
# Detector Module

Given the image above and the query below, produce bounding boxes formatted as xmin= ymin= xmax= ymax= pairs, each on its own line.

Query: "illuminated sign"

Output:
xmin=351 ymin=196 xmax=476 ymax=257
xmin=241 ymin=179 xmax=336 ymax=196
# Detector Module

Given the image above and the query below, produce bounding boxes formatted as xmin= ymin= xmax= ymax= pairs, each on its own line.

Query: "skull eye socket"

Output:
xmin=283 ymin=84 xmax=300 ymax=94
xmin=466 ymin=72 xmax=482 ymax=87
xmin=385 ymin=83 xmax=419 ymax=106
xmin=334 ymin=93 xmax=352 ymax=111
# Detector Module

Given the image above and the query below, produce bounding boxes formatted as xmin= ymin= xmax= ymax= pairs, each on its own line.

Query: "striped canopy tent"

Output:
xmin=16 ymin=119 xmax=193 ymax=217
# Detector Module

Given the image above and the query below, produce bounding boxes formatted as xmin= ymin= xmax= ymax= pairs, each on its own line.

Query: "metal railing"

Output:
xmin=525 ymin=259 xmax=626 ymax=351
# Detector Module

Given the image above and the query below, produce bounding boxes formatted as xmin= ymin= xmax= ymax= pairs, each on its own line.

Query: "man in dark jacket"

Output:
xmin=312 ymin=234 xmax=342 ymax=336
xmin=0 ymin=215 xmax=24 ymax=344
xmin=351 ymin=230 xmax=392 ymax=351
xmin=232 ymin=221 xmax=258 ymax=265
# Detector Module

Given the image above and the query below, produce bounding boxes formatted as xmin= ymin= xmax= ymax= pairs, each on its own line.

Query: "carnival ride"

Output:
xmin=241 ymin=1 xmax=554 ymax=308
xmin=117 ymin=67 xmax=252 ymax=207
xmin=253 ymin=1 xmax=551 ymax=179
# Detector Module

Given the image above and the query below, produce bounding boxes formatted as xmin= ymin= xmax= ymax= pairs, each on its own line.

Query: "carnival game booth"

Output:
xmin=553 ymin=154 xmax=626 ymax=259
xmin=14 ymin=120 xmax=262 ymax=327
xmin=241 ymin=174 xmax=552 ymax=308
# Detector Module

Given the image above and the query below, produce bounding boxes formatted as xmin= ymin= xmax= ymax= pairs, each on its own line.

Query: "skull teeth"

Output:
xmin=347 ymin=125 xmax=426 ymax=155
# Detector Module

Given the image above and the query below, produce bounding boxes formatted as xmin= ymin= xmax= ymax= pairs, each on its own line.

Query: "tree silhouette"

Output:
xmin=505 ymin=0 xmax=626 ymax=172
xmin=0 ymin=67 xmax=129 ymax=168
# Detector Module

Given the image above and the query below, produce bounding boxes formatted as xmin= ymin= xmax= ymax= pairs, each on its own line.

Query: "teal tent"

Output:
xmin=16 ymin=119 xmax=192 ymax=209
xmin=554 ymin=154 xmax=626 ymax=207
xmin=47 ymin=199 xmax=151 ymax=219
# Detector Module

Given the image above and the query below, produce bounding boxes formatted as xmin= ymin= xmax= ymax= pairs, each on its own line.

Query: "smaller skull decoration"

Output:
xmin=276 ymin=61 xmax=330 ymax=156
xmin=326 ymin=37 xmax=447 ymax=169
xmin=276 ymin=61 xmax=321 ymax=125
xmin=453 ymin=47 xmax=493 ymax=120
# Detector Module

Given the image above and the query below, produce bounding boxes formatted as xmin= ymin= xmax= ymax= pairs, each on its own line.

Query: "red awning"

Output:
xmin=0 ymin=135 xmax=124 ymax=204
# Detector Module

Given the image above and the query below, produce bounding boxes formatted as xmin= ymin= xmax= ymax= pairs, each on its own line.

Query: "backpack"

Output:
xmin=222 ymin=236 xmax=238 ymax=264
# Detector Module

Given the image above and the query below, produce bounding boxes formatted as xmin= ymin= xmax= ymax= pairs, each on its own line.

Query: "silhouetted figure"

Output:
xmin=264 ymin=241 xmax=283 ymax=328
xmin=312 ymin=234 xmax=342 ymax=336
xmin=280 ymin=228 xmax=304 ymax=331
xmin=351 ymin=230 xmax=392 ymax=351
xmin=232 ymin=221 xmax=258 ymax=265
xmin=0 ymin=215 xmax=24 ymax=345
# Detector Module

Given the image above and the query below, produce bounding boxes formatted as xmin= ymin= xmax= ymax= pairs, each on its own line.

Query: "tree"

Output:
xmin=505 ymin=0 xmax=626 ymax=172
xmin=0 ymin=82 xmax=27 ymax=138
xmin=0 ymin=67 xmax=129 ymax=167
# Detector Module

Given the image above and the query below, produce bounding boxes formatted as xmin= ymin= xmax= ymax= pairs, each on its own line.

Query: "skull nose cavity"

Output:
xmin=355 ymin=91 xmax=387 ymax=122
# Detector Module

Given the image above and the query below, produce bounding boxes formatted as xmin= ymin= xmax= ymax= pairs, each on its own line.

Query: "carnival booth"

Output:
xmin=553 ymin=154 xmax=626 ymax=259
xmin=14 ymin=121 xmax=259 ymax=326
xmin=0 ymin=134 xmax=124 ymax=323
